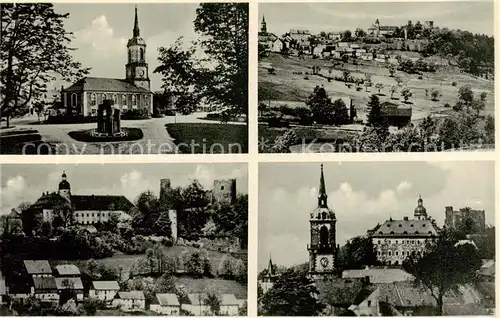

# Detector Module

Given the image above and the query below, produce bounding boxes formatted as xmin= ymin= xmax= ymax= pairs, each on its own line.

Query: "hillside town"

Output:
xmin=0 ymin=167 xmax=248 ymax=316
xmin=258 ymin=164 xmax=495 ymax=316
xmin=258 ymin=3 xmax=495 ymax=153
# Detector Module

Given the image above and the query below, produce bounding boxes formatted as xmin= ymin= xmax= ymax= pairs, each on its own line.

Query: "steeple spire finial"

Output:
xmin=318 ymin=164 xmax=328 ymax=207
xmin=133 ymin=5 xmax=140 ymax=37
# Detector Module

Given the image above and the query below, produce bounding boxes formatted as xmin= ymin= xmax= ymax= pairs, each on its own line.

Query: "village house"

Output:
xmin=380 ymin=101 xmax=412 ymax=128
xmin=289 ymin=29 xmax=311 ymax=46
xmin=182 ymin=293 xmax=212 ymax=316
xmin=55 ymin=264 xmax=81 ymax=277
xmin=55 ymin=277 xmax=84 ymax=301
xmin=113 ymin=291 xmax=146 ymax=310
xmin=271 ymin=38 xmax=284 ymax=53
xmin=327 ymin=31 xmax=342 ymax=41
xmin=24 ymin=260 xmax=53 ymax=278
xmin=220 ymin=294 xmax=240 ymax=316
xmin=150 ymin=293 xmax=181 ymax=315
xmin=89 ymin=281 xmax=120 ymax=302
xmin=31 ymin=276 xmax=59 ymax=303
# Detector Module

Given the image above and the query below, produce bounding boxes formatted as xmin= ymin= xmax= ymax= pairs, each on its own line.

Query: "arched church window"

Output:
xmin=321 ymin=212 xmax=327 ymax=220
xmin=132 ymin=95 xmax=137 ymax=107
xmin=122 ymin=95 xmax=127 ymax=106
xmin=319 ymin=225 xmax=329 ymax=247
xmin=90 ymin=93 xmax=96 ymax=106
xmin=112 ymin=94 xmax=118 ymax=105
xmin=102 ymin=93 xmax=107 ymax=102
xmin=140 ymin=48 xmax=144 ymax=61
xmin=71 ymin=93 xmax=77 ymax=106
xmin=128 ymin=49 xmax=131 ymax=61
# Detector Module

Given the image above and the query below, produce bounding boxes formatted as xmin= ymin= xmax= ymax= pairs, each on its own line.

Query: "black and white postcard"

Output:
xmin=0 ymin=163 xmax=248 ymax=316
xmin=258 ymin=161 xmax=495 ymax=316
xmin=1 ymin=3 xmax=248 ymax=155
xmin=258 ymin=2 xmax=494 ymax=153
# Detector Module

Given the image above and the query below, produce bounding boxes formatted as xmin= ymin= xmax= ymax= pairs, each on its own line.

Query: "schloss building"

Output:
xmin=61 ymin=7 xmax=153 ymax=117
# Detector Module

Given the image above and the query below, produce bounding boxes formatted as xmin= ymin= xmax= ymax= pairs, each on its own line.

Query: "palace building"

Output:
xmin=308 ymin=164 xmax=339 ymax=277
xmin=370 ymin=196 xmax=439 ymax=265
xmin=28 ymin=172 xmax=134 ymax=227
xmin=61 ymin=7 xmax=153 ymax=117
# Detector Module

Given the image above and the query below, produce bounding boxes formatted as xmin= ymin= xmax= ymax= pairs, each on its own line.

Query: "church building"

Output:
xmin=28 ymin=172 xmax=134 ymax=227
xmin=61 ymin=7 xmax=153 ymax=117
xmin=308 ymin=164 xmax=339 ymax=277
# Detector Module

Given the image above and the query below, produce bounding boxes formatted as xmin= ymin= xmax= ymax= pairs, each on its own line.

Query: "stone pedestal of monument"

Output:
xmin=94 ymin=99 xmax=125 ymax=137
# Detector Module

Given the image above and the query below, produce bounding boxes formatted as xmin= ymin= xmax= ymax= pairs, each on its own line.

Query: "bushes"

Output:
xmin=121 ymin=109 xmax=150 ymax=120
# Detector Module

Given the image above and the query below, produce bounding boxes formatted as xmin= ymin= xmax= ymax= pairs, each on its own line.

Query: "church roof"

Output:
xmin=63 ymin=77 xmax=151 ymax=93
xmin=372 ymin=219 xmax=438 ymax=238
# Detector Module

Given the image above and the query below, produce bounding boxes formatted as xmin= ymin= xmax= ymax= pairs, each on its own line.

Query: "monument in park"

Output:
xmin=93 ymin=99 xmax=125 ymax=137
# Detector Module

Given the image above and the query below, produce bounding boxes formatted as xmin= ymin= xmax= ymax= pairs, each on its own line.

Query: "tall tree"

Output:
xmin=154 ymin=38 xmax=201 ymax=115
xmin=337 ymin=235 xmax=378 ymax=271
xmin=403 ymin=228 xmax=482 ymax=315
xmin=1 ymin=3 xmax=89 ymax=127
xmin=260 ymin=269 xmax=325 ymax=316
xmin=306 ymin=85 xmax=335 ymax=125
xmin=194 ymin=3 xmax=248 ymax=121
xmin=366 ymin=94 xmax=386 ymax=128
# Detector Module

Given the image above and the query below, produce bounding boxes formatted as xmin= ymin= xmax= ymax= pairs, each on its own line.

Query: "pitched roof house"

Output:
xmin=24 ymin=260 xmax=52 ymax=277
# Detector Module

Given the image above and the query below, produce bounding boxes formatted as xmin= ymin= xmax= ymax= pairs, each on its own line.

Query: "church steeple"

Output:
xmin=133 ymin=5 xmax=140 ymax=37
xmin=261 ymin=15 xmax=267 ymax=34
xmin=267 ymin=255 xmax=275 ymax=276
xmin=126 ymin=5 xmax=150 ymax=91
xmin=318 ymin=164 xmax=328 ymax=208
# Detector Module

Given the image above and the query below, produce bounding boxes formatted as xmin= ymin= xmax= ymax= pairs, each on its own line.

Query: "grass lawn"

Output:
xmin=166 ymin=123 xmax=248 ymax=154
xmin=259 ymin=124 xmax=358 ymax=150
xmin=259 ymin=53 xmax=495 ymax=120
xmin=0 ymin=128 xmax=55 ymax=154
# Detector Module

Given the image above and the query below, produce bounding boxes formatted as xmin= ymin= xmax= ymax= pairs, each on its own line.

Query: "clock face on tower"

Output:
xmin=140 ymin=69 xmax=145 ymax=76
xmin=320 ymin=257 xmax=329 ymax=268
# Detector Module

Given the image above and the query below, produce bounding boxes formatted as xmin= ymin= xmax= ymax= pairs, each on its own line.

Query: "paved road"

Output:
xmin=3 ymin=112 xmax=246 ymax=155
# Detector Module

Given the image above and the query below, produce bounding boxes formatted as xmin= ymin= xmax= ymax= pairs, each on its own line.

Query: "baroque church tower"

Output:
xmin=125 ymin=6 xmax=150 ymax=91
xmin=308 ymin=164 xmax=338 ymax=276
xmin=261 ymin=16 xmax=267 ymax=34
xmin=58 ymin=171 xmax=71 ymax=202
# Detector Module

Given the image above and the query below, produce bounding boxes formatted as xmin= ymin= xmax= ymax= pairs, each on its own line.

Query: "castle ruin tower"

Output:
xmin=58 ymin=171 xmax=71 ymax=202
xmin=159 ymin=178 xmax=177 ymax=244
xmin=125 ymin=6 xmax=150 ymax=91
xmin=308 ymin=164 xmax=338 ymax=277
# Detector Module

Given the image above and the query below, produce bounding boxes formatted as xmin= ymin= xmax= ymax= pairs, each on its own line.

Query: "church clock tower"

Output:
xmin=308 ymin=164 xmax=338 ymax=277
xmin=125 ymin=6 xmax=150 ymax=91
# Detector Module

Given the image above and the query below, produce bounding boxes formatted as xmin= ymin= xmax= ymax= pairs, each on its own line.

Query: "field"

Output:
xmin=259 ymin=53 xmax=495 ymax=121
xmin=50 ymin=245 xmax=247 ymax=297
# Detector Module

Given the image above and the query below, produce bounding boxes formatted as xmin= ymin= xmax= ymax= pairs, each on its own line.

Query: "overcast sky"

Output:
xmin=0 ymin=163 xmax=247 ymax=216
xmin=259 ymin=2 xmax=494 ymax=37
xmin=258 ymin=161 xmax=495 ymax=270
xmin=52 ymin=3 xmax=200 ymax=92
